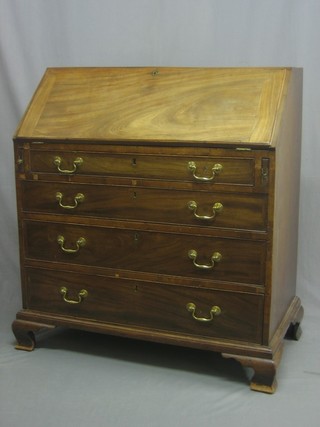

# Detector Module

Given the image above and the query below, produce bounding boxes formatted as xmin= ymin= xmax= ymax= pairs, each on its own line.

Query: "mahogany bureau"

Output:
xmin=12 ymin=67 xmax=303 ymax=393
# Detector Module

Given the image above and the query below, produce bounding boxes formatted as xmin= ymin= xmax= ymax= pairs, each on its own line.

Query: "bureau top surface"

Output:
xmin=15 ymin=67 xmax=295 ymax=146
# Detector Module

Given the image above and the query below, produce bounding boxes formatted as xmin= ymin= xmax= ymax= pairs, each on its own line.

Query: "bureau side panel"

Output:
xmin=13 ymin=141 xmax=30 ymax=308
xmin=268 ymin=68 xmax=302 ymax=341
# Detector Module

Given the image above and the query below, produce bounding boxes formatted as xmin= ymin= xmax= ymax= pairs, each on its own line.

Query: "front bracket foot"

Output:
xmin=222 ymin=345 xmax=283 ymax=394
xmin=12 ymin=319 xmax=55 ymax=351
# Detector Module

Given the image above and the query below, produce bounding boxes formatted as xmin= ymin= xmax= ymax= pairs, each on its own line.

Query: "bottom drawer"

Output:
xmin=25 ymin=268 xmax=264 ymax=344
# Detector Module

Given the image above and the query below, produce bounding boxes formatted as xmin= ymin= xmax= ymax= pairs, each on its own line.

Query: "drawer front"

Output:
xmin=25 ymin=268 xmax=264 ymax=343
xmin=22 ymin=181 xmax=268 ymax=231
xmin=25 ymin=221 xmax=266 ymax=285
xmin=29 ymin=150 xmax=255 ymax=185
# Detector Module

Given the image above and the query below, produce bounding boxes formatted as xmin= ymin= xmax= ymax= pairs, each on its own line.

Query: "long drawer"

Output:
xmin=24 ymin=221 xmax=266 ymax=285
xmin=29 ymin=150 xmax=255 ymax=185
xmin=22 ymin=181 xmax=268 ymax=231
xmin=25 ymin=268 xmax=264 ymax=343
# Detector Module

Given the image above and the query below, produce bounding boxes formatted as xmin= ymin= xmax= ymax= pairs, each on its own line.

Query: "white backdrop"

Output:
xmin=0 ymin=1 xmax=319 ymax=426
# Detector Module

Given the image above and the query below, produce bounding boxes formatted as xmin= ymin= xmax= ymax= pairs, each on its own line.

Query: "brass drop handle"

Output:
xmin=60 ymin=286 xmax=88 ymax=304
xmin=57 ymin=235 xmax=86 ymax=253
xmin=188 ymin=161 xmax=223 ymax=182
xmin=188 ymin=249 xmax=222 ymax=270
xmin=188 ymin=200 xmax=223 ymax=220
xmin=54 ymin=156 xmax=83 ymax=174
xmin=186 ymin=302 xmax=221 ymax=322
xmin=55 ymin=192 xmax=85 ymax=209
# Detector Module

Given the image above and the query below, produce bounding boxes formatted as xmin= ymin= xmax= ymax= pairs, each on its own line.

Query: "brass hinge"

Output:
xmin=16 ymin=148 xmax=24 ymax=172
xmin=235 ymin=147 xmax=252 ymax=151
xmin=261 ymin=158 xmax=269 ymax=184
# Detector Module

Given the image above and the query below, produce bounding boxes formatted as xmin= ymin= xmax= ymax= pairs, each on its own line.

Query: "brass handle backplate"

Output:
xmin=54 ymin=156 xmax=83 ymax=174
xmin=60 ymin=286 xmax=88 ymax=304
xmin=186 ymin=302 xmax=221 ymax=322
xmin=188 ymin=200 xmax=223 ymax=220
xmin=188 ymin=161 xmax=223 ymax=182
xmin=57 ymin=235 xmax=86 ymax=253
xmin=188 ymin=249 xmax=222 ymax=270
xmin=55 ymin=192 xmax=85 ymax=209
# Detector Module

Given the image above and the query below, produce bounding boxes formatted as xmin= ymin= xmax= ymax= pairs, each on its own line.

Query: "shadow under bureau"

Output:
xmin=12 ymin=67 xmax=303 ymax=393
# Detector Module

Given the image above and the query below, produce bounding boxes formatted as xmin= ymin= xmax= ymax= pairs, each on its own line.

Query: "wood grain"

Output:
xmin=12 ymin=67 xmax=303 ymax=393
xmin=15 ymin=67 xmax=288 ymax=144
xmin=24 ymin=220 xmax=267 ymax=286
xmin=21 ymin=180 xmax=268 ymax=231
xmin=25 ymin=267 xmax=264 ymax=343
xmin=28 ymin=148 xmax=255 ymax=184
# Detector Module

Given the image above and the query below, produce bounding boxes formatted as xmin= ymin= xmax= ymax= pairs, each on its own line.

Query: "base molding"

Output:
xmin=12 ymin=297 xmax=303 ymax=393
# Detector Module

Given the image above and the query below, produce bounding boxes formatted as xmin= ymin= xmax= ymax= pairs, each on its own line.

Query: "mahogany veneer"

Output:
xmin=12 ymin=67 xmax=303 ymax=393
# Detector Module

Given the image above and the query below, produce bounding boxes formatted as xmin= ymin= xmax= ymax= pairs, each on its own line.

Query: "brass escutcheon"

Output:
xmin=55 ymin=192 xmax=85 ymax=209
xmin=188 ymin=249 xmax=222 ymax=270
xmin=60 ymin=286 xmax=88 ymax=304
xmin=186 ymin=302 xmax=221 ymax=322
xmin=54 ymin=156 xmax=83 ymax=174
xmin=57 ymin=235 xmax=86 ymax=254
xmin=188 ymin=161 xmax=223 ymax=182
xmin=188 ymin=200 xmax=223 ymax=220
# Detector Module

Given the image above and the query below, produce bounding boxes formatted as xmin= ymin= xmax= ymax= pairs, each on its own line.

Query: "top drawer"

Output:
xmin=28 ymin=150 xmax=255 ymax=186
